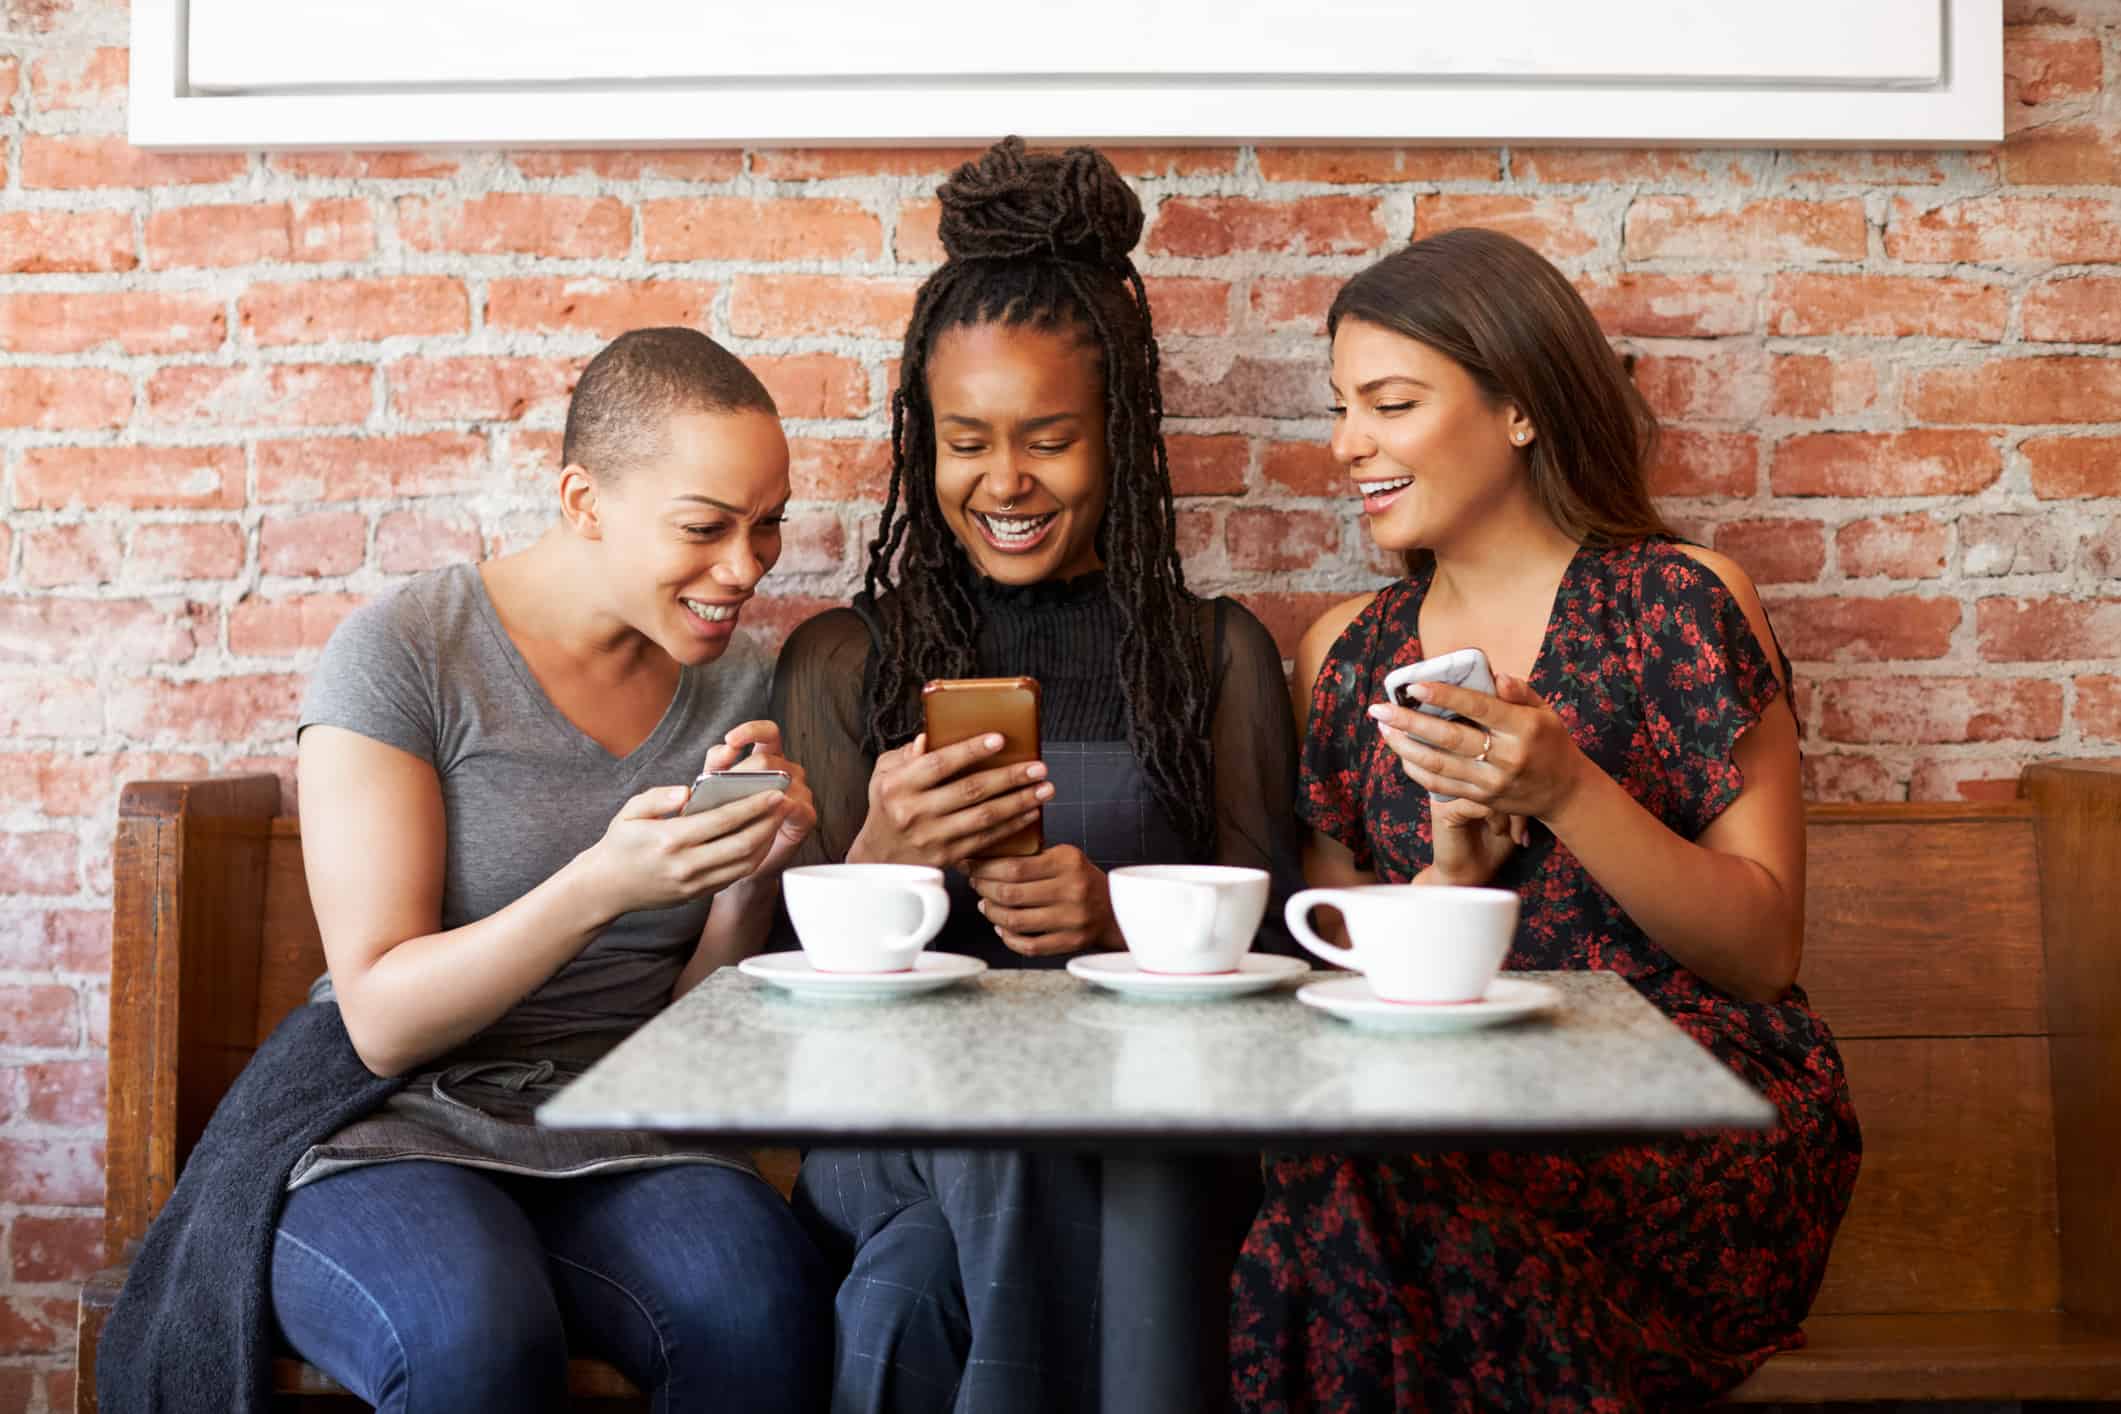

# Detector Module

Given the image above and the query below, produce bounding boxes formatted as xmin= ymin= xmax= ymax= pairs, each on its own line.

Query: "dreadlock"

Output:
xmin=858 ymin=137 xmax=1216 ymax=860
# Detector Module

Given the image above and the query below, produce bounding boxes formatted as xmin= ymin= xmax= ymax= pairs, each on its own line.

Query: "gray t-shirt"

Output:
xmin=299 ymin=562 xmax=772 ymax=1052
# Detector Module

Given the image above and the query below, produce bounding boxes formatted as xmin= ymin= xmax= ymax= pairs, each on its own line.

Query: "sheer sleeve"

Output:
xmin=767 ymin=607 xmax=878 ymax=869
xmin=1296 ymin=597 xmax=1384 ymax=875
xmin=1206 ymin=599 xmax=1307 ymax=956
xmin=1630 ymin=547 xmax=1792 ymax=842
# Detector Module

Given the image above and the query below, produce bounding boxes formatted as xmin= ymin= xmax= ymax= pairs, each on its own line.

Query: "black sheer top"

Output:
xmin=768 ymin=573 xmax=1304 ymax=959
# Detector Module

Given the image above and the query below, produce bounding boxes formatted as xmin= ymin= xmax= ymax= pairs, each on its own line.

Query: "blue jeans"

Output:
xmin=271 ymin=1159 xmax=830 ymax=1413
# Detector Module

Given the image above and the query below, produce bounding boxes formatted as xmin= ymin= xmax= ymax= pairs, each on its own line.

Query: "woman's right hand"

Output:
xmin=847 ymin=733 xmax=1054 ymax=869
xmin=578 ymin=783 xmax=791 ymax=916
xmin=1424 ymin=795 xmax=1527 ymax=888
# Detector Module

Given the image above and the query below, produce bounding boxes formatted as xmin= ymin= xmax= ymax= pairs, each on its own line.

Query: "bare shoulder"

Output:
xmin=1297 ymin=592 xmax=1379 ymax=667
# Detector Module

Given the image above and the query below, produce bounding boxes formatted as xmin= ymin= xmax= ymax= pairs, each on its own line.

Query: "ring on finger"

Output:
xmin=1474 ymin=730 xmax=1494 ymax=765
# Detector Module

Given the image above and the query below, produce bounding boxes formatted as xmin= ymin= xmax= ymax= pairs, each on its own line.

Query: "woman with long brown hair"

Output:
xmin=1231 ymin=228 xmax=1861 ymax=1409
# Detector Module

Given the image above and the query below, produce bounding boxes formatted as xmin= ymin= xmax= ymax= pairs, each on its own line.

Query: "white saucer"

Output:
xmin=1066 ymin=952 xmax=1310 ymax=1001
xmin=1295 ymin=976 xmax=1560 ymax=1033
xmin=737 ymin=951 xmax=986 ymax=1001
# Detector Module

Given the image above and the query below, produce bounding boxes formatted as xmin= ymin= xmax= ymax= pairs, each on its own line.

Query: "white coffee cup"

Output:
xmin=781 ymin=864 xmax=950 ymax=973
xmin=1284 ymin=884 xmax=1519 ymax=1003
xmin=1108 ymin=865 xmax=1270 ymax=974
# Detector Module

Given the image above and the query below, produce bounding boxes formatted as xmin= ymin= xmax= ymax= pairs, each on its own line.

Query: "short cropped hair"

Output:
xmin=561 ymin=327 xmax=778 ymax=480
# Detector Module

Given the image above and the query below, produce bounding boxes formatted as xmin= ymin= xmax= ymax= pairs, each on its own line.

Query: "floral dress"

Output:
xmin=1230 ymin=538 xmax=1862 ymax=1412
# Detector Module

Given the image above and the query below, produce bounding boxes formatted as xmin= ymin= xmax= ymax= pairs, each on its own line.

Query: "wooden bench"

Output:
xmin=74 ymin=763 xmax=2121 ymax=1410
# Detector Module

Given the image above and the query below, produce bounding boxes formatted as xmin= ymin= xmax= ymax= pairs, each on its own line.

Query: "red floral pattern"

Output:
xmin=1231 ymin=540 xmax=1862 ymax=1411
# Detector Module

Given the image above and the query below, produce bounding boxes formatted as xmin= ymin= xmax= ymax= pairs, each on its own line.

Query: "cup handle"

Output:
xmin=1284 ymin=889 xmax=1358 ymax=970
xmin=900 ymin=883 xmax=950 ymax=949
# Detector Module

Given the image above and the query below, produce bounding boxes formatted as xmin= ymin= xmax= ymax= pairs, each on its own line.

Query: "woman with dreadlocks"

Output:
xmin=768 ymin=137 xmax=1302 ymax=1413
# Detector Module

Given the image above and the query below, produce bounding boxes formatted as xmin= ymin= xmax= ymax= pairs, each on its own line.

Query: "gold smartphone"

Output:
xmin=920 ymin=676 xmax=1043 ymax=857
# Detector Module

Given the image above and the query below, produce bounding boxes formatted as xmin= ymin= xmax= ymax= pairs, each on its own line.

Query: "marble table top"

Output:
xmin=538 ymin=968 xmax=1776 ymax=1152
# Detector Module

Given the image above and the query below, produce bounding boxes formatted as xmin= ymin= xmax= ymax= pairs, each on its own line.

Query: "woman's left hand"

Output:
xmin=964 ymin=845 xmax=1119 ymax=958
xmin=705 ymin=720 xmax=817 ymax=877
xmin=1366 ymin=673 xmax=1589 ymax=822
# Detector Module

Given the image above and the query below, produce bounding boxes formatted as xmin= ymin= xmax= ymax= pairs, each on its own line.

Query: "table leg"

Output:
xmin=1100 ymin=1154 xmax=1226 ymax=1413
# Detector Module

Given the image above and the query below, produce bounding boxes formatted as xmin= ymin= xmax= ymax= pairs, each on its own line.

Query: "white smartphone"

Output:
xmin=1381 ymin=647 xmax=1497 ymax=720
xmin=680 ymin=769 xmax=790 ymax=817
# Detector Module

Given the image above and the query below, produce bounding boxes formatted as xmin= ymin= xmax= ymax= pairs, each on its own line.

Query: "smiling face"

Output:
xmin=1329 ymin=316 xmax=1534 ymax=555
xmin=925 ymin=321 xmax=1109 ymax=586
xmin=583 ymin=407 xmax=791 ymax=664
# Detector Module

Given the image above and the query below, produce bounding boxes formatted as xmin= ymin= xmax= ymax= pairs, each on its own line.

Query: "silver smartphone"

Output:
xmin=1381 ymin=647 xmax=1496 ymax=720
xmin=680 ymin=769 xmax=790 ymax=817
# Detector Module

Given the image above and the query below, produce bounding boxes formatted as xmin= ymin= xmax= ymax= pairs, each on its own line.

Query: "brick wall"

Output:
xmin=4 ymin=0 xmax=2121 ymax=1405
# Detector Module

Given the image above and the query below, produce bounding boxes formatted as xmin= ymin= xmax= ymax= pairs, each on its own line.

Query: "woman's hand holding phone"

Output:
xmin=703 ymin=720 xmax=817 ymax=874
xmin=845 ymin=733 xmax=1054 ymax=869
xmin=965 ymin=845 xmax=1117 ymax=958
xmin=1366 ymin=671 xmax=1589 ymax=827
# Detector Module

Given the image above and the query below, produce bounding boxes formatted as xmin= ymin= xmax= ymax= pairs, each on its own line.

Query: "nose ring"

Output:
xmin=998 ymin=499 xmax=1016 ymax=512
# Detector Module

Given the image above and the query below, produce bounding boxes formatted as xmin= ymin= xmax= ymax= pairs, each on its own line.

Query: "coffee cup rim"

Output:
xmin=1110 ymin=864 xmax=1269 ymax=885
xmin=784 ymin=863 xmax=945 ymax=884
xmin=1322 ymin=883 xmax=1517 ymax=903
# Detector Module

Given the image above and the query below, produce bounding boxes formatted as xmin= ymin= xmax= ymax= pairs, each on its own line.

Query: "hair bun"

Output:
xmin=936 ymin=137 xmax=1144 ymax=268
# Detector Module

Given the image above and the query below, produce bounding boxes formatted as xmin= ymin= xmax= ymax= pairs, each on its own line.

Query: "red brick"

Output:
xmin=147 ymin=363 xmax=372 ymax=428
xmin=1778 ymin=151 xmax=1957 ymax=186
xmin=1771 ymin=431 xmax=2001 ymax=497
xmin=0 ymin=597 xmax=198 ymax=667
xmin=1234 ymin=592 xmax=1351 ymax=659
xmin=124 ymin=522 xmax=245 ymax=583
xmin=1769 ymin=354 xmax=1881 ymax=419
xmin=502 ymin=429 xmax=567 ymax=493
xmin=1820 ymin=676 xmax=2063 ymax=743
xmin=1978 ymin=596 xmax=2121 ymax=660
xmin=643 ymin=197 xmax=880 ymax=261
xmin=376 ymin=510 xmax=478 ymax=574
xmin=729 ymin=276 xmax=919 ymax=338
xmin=895 ymin=199 xmax=943 ymax=263
xmin=772 ymin=513 xmax=849 ymax=575
xmin=0 ymin=834 xmax=76 ymax=896
xmin=0 ymin=367 xmax=129 ymax=428
xmin=0 ymin=209 xmax=134 ymax=273
xmin=1766 ymin=274 xmax=2008 ymax=340
xmin=257 ymin=431 xmax=487 ymax=503
xmin=1260 ymin=441 xmax=1340 ymax=498
xmin=2080 ymin=520 xmax=2121 ymax=578
xmin=2023 ymin=277 xmax=2121 ymax=343
xmin=0 ymin=1297 xmax=74 ymax=1354
xmin=261 ymin=511 xmax=366 ymax=577
xmin=291 ymin=197 xmax=379 ymax=262
xmin=1249 ymin=276 xmax=1341 ymax=335
xmin=1513 ymin=149 xmax=1742 ymax=184
xmin=752 ymin=148 xmax=980 ymax=180
xmin=1625 ymin=198 xmax=1867 ymax=262
xmin=1256 ymin=148 xmax=1500 ymax=183
xmin=0 ymin=752 xmax=205 ymax=821
xmin=511 ymin=149 xmax=743 ymax=181
xmin=0 ymin=1373 xmax=28 ymax=1413
xmin=398 ymin=194 xmax=631 ymax=258
xmin=1649 ymin=431 xmax=1758 ymax=498
xmin=1577 ymin=273 xmax=1756 ymax=338
xmin=0 ymin=54 xmax=15 ymax=114
xmin=0 ymin=290 xmax=225 ymax=355
xmin=50 ymin=1368 xmax=77 ymax=1413
xmin=1631 ymin=352 xmax=1766 ymax=422
xmin=145 ymin=203 xmax=292 ymax=268
xmin=10 ymin=1213 xmax=103 ymax=1283
xmin=739 ymin=594 xmax=854 ymax=647
xmin=228 ymin=592 xmax=363 ymax=656
xmin=1910 ymin=758 xmax=2032 ymax=803
xmin=753 ymin=354 xmax=870 ymax=421
xmin=1887 ymin=196 xmax=2121 ymax=264
xmin=1102 ymin=148 xmax=1240 ymax=179
xmin=1909 ymin=358 xmax=2121 ymax=425
xmin=1178 ymin=507 xmax=1217 ymax=564
xmin=0 ymin=984 xmax=77 ymax=1044
xmin=1836 ymin=515 xmax=1950 ymax=580
xmin=1964 ymin=513 xmax=2076 ymax=577
xmin=20 ymin=134 xmax=244 ymax=189
xmin=2002 ymin=123 xmax=2121 ymax=184
xmin=1227 ymin=508 xmax=1338 ymax=572
xmin=1417 ymin=194 xmax=1605 ymax=260
xmin=486 ymin=276 xmax=716 ymax=337
xmin=1802 ymin=753 xmax=1899 ymax=803
xmin=2024 ymin=435 xmax=2121 ymax=498
xmin=1166 ymin=435 xmax=1249 ymax=497
xmin=1148 ymin=196 xmax=1384 ymax=258
xmin=0 ymin=1138 xmax=103 ymax=1206
xmin=2077 ymin=675 xmax=2121 ymax=741
xmin=21 ymin=525 xmax=121 ymax=586
xmin=1711 ymin=520 xmax=1824 ymax=585
xmin=1769 ymin=595 xmax=1961 ymax=661
xmin=2006 ymin=31 xmax=2104 ymax=102
xmin=0 ymin=676 xmax=101 ymax=737
xmin=789 ymin=439 xmax=891 ymax=500
xmin=269 ymin=151 xmax=461 ymax=180
xmin=108 ymin=673 xmax=304 ymax=741
xmin=23 ymin=1058 xmax=103 ymax=1126
xmin=1163 ymin=358 xmax=1323 ymax=420
xmin=29 ymin=43 xmax=126 ymax=109
xmin=240 ymin=277 xmax=467 ymax=346
xmin=1143 ymin=277 xmax=1231 ymax=337
xmin=16 ymin=445 xmax=244 ymax=511
xmin=387 ymin=357 xmax=575 ymax=422
xmin=41 ymin=910 xmax=110 ymax=972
